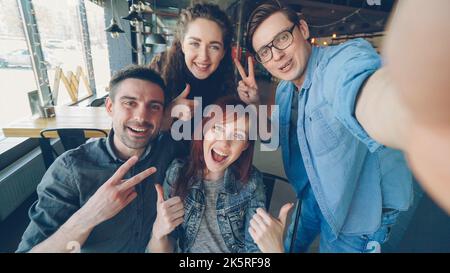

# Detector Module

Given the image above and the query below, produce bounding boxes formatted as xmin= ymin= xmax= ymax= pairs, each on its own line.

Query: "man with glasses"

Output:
xmin=234 ymin=2 xmax=413 ymax=252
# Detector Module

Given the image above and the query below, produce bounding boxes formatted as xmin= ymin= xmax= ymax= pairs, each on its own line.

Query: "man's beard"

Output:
xmin=119 ymin=121 xmax=156 ymax=149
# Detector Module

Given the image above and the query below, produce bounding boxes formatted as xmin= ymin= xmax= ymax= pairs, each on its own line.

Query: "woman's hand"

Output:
xmin=249 ymin=203 xmax=294 ymax=253
xmin=152 ymin=184 xmax=185 ymax=240
xmin=161 ymin=84 xmax=199 ymax=131
xmin=234 ymin=57 xmax=260 ymax=105
xmin=171 ymin=84 xmax=200 ymax=121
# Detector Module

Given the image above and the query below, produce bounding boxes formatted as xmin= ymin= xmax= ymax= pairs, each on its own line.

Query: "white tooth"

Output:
xmin=131 ymin=127 xmax=145 ymax=132
xmin=213 ymin=148 xmax=228 ymax=157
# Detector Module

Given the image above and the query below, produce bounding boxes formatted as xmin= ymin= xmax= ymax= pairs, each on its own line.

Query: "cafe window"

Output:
xmin=85 ymin=0 xmax=110 ymax=95
xmin=0 ymin=0 xmax=37 ymax=134
xmin=33 ymin=0 xmax=90 ymax=105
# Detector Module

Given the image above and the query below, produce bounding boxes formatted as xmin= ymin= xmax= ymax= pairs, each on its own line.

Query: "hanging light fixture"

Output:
xmin=145 ymin=0 xmax=166 ymax=45
xmin=145 ymin=32 xmax=166 ymax=45
xmin=105 ymin=0 xmax=125 ymax=38
xmin=122 ymin=1 xmax=144 ymax=27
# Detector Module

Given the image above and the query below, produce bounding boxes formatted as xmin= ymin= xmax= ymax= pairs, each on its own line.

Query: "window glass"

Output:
xmin=0 ymin=0 xmax=37 ymax=134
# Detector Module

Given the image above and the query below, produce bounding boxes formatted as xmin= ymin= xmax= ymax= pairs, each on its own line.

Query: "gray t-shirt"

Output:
xmin=188 ymin=178 xmax=230 ymax=253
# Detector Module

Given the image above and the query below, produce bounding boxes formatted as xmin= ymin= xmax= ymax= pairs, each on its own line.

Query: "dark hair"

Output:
xmin=162 ymin=3 xmax=235 ymax=101
xmin=108 ymin=65 xmax=167 ymax=104
xmin=174 ymin=96 xmax=256 ymax=200
xmin=246 ymin=1 xmax=301 ymax=54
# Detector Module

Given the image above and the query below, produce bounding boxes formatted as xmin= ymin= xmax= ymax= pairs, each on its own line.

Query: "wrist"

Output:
xmin=75 ymin=206 xmax=102 ymax=230
xmin=152 ymin=231 xmax=167 ymax=241
xmin=152 ymin=223 xmax=168 ymax=241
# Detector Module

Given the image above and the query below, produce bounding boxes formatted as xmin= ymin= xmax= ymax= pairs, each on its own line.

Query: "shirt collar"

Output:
xmin=105 ymin=129 xmax=156 ymax=163
xmin=301 ymin=46 xmax=323 ymax=91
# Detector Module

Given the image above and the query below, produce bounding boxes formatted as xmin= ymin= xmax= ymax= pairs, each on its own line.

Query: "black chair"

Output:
xmin=262 ymin=172 xmax=302 ymax=253
xmin=39 ymin=128 xmax=108 ymax=169
xmin=88 ymin=94 xmax=108 ymax=107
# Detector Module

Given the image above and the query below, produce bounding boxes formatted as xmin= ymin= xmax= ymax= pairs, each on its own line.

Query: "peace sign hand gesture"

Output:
xmin=234 ymin=56 xmax=261 ymax=105
xmin=81 ymin=156 xmax=157 ymax=227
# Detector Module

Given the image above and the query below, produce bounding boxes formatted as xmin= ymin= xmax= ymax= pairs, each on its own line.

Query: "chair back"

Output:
xmin=39 ymin=128 xmax=108 ymax=169
xmin=262 ymin=172 xmax=302 ymax=253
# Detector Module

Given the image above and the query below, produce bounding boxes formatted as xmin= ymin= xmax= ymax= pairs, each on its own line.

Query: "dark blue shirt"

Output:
xmin=17 ymin=131 xmax=181 ymax=253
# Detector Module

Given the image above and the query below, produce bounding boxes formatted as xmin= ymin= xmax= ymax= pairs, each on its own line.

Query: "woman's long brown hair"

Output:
xmin=161 ymin=3 xmax=235 ymax=102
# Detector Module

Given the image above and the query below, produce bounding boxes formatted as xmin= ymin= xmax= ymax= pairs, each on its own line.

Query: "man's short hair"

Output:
xmin=246 ymin=1 xmax=301 ymax=54
xmin=108 ymin=65 xmax=167 ymax=105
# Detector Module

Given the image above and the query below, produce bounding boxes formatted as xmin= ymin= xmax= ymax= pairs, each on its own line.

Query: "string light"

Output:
xmin=308 ymin=9 xmax=361 ymax=29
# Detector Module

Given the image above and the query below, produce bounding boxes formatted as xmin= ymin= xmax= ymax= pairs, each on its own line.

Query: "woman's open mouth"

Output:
xmin=211 ymin=148 xmax=229 ymax=163
xmin=194 ymin=62 xmax=211 ymax=72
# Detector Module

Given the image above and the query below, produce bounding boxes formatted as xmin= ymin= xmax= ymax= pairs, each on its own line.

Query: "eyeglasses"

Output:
xmin=255 ymin=24 xmax=296 ymax=63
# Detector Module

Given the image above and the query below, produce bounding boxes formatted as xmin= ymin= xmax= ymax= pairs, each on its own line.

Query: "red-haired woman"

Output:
xmin=146 ymin=96 xmax=285 ymax=253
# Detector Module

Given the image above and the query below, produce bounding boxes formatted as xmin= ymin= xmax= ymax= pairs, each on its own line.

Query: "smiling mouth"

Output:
xmin=126 ymin=125 xmax=152 ymax=136
xmin=194 ymin=63 xmax=211 ymax=71
xmin=279 ymin=59 xmax=292 ymax=72
xmin=211 ymin=148 xmax=228 ymax=163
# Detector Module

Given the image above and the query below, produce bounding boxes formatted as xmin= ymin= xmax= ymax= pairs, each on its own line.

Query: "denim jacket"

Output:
xmin=273 ymin=39 xmax=413 ymax=237
xmin=163 ymin=159 xmax=265 ymax=253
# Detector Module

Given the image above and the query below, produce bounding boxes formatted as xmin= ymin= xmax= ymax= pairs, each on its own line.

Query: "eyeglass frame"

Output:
xmin=254 ymin=24 xmax=297 ymax=64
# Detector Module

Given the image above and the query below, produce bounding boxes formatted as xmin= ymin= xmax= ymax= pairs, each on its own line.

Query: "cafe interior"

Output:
xmin=0 ymin=0 xmax=448 ymax=253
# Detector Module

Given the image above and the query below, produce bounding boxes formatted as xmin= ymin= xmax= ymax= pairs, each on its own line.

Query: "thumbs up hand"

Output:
xmin=249 ymin=203 xmax=294 ymax=253
xmin=171 ymin=84 xmax=199 ymax=121
xmin=152 ymin=184 xmax=185 ymax=240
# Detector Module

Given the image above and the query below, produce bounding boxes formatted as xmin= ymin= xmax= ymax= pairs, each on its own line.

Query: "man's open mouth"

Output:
xmin=126 ymin=125 xmax=152 ymax=136
xmin=279 ymin=58 xmax=293 ymax=72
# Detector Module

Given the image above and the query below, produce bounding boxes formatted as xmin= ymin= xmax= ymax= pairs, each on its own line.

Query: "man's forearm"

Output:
xmin=29 ymin=207 xmax=97 ymax=253
xmin=355 ymin=67 xmax=412 ymax=151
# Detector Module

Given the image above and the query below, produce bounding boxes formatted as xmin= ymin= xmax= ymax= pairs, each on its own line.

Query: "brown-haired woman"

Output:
xmin=150 ymin=3 xmax=236 ymax=130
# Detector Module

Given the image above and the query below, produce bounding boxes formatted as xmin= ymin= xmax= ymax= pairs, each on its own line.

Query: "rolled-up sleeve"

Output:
xmin=16 ymin=156 xmax=79 ymax=253
xmin=325 ymin=38 xmax=383 ymax=153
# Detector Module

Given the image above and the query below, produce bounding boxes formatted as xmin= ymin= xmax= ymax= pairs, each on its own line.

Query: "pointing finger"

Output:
xmin=109 ymin=156 xmax=139 ymax=185
xmin=234 ymin=58 xmax=247 ymax=79
xmin=118 ymin=166 xmax=157 ymax=191
xmin=155 ymin=183 xmax=165 ymax=204
xmin=248 ymin=56 xmax=255 ymax=79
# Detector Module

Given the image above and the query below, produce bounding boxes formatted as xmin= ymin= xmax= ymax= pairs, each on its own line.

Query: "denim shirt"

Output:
xmin=273 ymin=39 xmax=413 ymax=237
xmin=163 ymin=159 xmax=265 ymax=253
xmin=16 ymin=131 xmax=180 ymax=253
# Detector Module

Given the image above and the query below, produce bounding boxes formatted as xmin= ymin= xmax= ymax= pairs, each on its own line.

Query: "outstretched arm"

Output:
xmin=355 ymin=67 xmax=412 ymax=151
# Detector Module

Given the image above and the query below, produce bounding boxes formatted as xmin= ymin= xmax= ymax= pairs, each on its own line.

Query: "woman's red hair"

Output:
xmin=173 ymin=95 xmax=256 ymax=199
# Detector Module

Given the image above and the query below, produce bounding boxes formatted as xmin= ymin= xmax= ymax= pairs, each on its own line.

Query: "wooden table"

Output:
xmin=2 ymin=106 xmax=112 ymax=138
